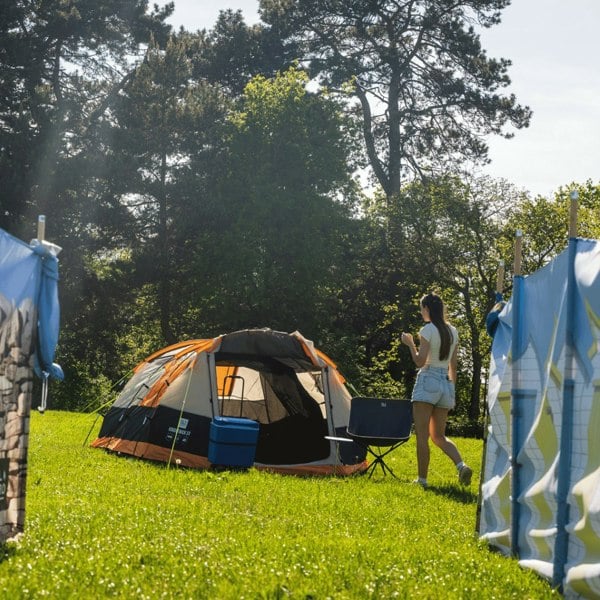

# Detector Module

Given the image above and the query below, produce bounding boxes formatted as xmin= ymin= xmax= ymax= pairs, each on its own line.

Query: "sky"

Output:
xmin=163 ymin=0 xmax=600 ymax=198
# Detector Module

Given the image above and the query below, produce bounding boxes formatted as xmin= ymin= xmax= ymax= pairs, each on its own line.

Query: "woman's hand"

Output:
xmin=402 ymin=332 xmax=429 ymax=368
xmin=401 ymin=332 xmax=414 ymax=347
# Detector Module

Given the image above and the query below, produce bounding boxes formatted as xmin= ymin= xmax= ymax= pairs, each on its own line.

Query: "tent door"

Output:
xmin=321 ymin=366 xmax=335 ymax=436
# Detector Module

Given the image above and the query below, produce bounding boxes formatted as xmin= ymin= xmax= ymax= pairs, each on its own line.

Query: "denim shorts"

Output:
xmin=411 ymin=366 xmax=455 ymax=409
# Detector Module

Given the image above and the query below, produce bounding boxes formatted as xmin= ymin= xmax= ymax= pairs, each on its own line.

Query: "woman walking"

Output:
xmin=401 ymin=292 xmax=473 ymax=488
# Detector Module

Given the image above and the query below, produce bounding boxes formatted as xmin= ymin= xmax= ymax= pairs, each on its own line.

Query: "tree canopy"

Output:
xmin=260 ymin=0 xmax=532 ymax=197
xmin=0 ymin=0 xmax=173 ymax=233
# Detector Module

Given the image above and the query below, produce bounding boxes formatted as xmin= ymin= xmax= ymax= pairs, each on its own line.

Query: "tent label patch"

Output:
xmin=166 ymin=421 xmax=191 ymax=445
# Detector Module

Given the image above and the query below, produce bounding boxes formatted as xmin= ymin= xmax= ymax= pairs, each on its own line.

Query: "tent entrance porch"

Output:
xmin=216 ymin=362 xmax=330 ymax=464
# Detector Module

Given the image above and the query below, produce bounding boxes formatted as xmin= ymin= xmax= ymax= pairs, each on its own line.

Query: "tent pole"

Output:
xmin=553 ymin=190 xmax=579 ymax=591
xmin=321 ymin=367 xmax=340 ymax=474
xmin=510 ymin=230 xmax=524 ymax=558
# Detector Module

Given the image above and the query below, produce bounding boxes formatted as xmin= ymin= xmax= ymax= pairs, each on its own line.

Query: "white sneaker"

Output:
xmin=412 ymin=478 xmax=428 ymax=489
xmin=458 ymin=465 xmax=473 ymax=486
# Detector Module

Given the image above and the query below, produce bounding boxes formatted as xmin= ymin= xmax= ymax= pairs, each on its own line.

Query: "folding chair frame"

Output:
xmin=357 ymin=438 xmax=408 ymax=478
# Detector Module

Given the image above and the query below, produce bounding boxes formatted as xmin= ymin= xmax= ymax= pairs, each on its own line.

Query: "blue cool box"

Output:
xmin=208 ymin=416 xmax=260 ymax=467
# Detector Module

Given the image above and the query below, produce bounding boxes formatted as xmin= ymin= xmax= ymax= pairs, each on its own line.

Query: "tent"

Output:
xmin=92 ymin=328 xmax=368 ymax=476
xmin=479 ymin=236 xmax=600 ymax=598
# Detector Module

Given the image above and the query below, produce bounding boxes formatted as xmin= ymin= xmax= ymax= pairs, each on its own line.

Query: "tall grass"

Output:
xmin=0 ymin=412 xmax=556 ymax=599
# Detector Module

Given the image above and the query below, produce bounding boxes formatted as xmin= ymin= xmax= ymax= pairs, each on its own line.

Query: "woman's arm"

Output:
xmin=401 ymin=332 xmax=429 ymax=368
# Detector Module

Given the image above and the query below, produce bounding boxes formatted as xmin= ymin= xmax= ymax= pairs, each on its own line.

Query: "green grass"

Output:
xmin=0 ymin=411 xmax=557 ymax=599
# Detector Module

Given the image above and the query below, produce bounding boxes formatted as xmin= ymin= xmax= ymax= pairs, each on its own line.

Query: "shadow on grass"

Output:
xmin=425 ymin=483 xmax=478 ymax=504
xmin=0 ymin=542 xmax=18 ymax=564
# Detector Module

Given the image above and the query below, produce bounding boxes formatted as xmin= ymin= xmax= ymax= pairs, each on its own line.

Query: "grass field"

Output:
xmin=0 ymin=411 xmax=557 ymax=599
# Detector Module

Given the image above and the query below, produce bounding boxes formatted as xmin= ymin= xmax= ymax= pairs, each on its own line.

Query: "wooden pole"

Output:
xmin=568 ymin=190 xmax=579 ymax=238
xmin=496 ymin=260 xmax=505 ymax=294
xmin=514 ymin=230 xmax=523 ymax=276
xmin=37 ymin=215 xmax=46 ymax=241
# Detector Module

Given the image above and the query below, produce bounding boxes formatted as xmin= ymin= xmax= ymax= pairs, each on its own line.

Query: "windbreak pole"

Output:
xmin=37 ymin=215 xmax=46 ymax=241
xmin=510 ymin=229 xmax=524 ymax=557
xmin=553 ymin=191 xmax=579 ymax=590
xmin=568 ymin=190 xmax=578 ymax=239
xmin=496 ymin=260 xmax=505 ymax=298
xmin=476 ymin=258 xmax=507 ymax=534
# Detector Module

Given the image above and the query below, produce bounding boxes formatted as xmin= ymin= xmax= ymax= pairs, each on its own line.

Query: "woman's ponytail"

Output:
xmin=421 ymin=293 xmax=452 ymax=360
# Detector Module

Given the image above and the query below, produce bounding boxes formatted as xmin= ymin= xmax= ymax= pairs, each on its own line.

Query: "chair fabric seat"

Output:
xmin=345 ymin=397 xmax=413 ymax=478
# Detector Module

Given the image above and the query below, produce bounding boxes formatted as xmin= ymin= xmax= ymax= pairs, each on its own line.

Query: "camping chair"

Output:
xmin=329 ymin=397 xmax=413 ymax=478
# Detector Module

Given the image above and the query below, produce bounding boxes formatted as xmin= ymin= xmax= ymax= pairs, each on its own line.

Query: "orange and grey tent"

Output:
xmin=92 ymin=328 xmax=368 ymax=476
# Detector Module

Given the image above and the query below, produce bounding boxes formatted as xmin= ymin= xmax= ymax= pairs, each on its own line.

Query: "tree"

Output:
xmin=0 ymin=1 xmax=178 ymax=408
xmin=496 ymin=181 xmax=600 ymax=276
xmin=337 ymin=175 xmax=524 ymax=421
xmin=260 ymin=0 xmax=531 ymax=199
xmin=0 ymin=0 xmax=173 ymax=233
xmin=188 ymin=9 xmax=298 ymax=97
xmin=433 ymin=177 xmax=523 ymax=420
xmin=198 ymin=67 xmax=359 ymax=337
xmin=109 ymin=35 xmax=229 ymax=345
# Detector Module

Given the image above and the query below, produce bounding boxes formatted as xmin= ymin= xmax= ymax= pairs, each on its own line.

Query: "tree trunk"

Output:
xmin=158 ymin=149 xmax=175 ymax=345
xmin=355 ymin=84 xmax=391 ymax=197
xmin=387 ymin=72 xmax=402 ymax=199
xmin=470 ymin=348 xmax=483 ymax=422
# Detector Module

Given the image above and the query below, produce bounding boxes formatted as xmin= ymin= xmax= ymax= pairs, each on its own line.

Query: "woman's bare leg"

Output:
xmin=412 ymin=401 xmax=434 ymax=480
xmin=429 ymin=407 xmax=462 ymax=465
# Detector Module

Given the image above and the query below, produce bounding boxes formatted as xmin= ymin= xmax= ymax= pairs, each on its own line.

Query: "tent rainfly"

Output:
xmin=92 ymin=329 xmax=368 ymax=476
